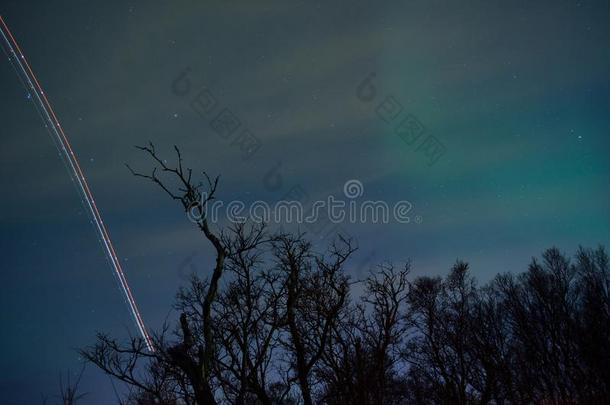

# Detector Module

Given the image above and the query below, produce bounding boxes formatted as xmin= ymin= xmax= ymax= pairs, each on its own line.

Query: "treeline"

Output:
xmin=82 ymin=146 xmax=610 ymax=404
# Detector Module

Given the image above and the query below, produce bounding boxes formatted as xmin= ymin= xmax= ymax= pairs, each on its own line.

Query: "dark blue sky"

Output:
xmin=1 ymin=1 xmax=609 ymax=403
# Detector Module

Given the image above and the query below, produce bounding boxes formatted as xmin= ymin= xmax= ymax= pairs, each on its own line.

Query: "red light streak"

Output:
xmin=0 ymin=16 xmax=153 ymax=351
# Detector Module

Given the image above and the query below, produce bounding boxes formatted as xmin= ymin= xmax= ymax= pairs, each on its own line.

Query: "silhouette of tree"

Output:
xmin=41 ymin=365 xmax=89 ymax=405
xmin=81 ymin=146 xmax=610 ymax=404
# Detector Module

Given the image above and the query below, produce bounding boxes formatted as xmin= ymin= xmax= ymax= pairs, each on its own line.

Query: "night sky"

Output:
xmin=1 ymin=1 xmax=609 ymax=403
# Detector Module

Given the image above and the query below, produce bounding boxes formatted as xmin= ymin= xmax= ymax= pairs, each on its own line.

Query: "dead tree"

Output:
xmin=81 ymin=145 xmax=224 ymax=404
xmin=317 ymin=263 xmax=411 ymax=405
xmin=404 ymin=261 xmax=481 ymax=405
xmin=212 ymin=224 xmax=280 ymax=404
xmin=270 ymin=233 xmax=355 ymax=405
xmin=79 ymin=144 xmax=610 ymax=404
xmin=58 ymin=365 xmax=88 ymax=405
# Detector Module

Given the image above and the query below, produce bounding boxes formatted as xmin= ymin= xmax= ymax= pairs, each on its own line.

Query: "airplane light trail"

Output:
xmin=0 ymin=16 xmax=154 ymax=352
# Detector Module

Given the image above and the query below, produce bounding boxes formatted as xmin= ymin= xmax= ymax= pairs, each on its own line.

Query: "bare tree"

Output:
xmin=58 ymin=365 xmax=88 ymax=405
xmin=127 ymin=143 xmax=226 ymax=404
xmin=83 ymin=144 xmax=226 ymax=404
xmin=80 ymin=145 xmax=610 ymax=404
xmin=269 ymin=233 xmax=355 ymax=405
xmin=318 ymin=263 xmax=411 ymax=404
xmin=404 ymin=261 xmax=483 ymax=405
